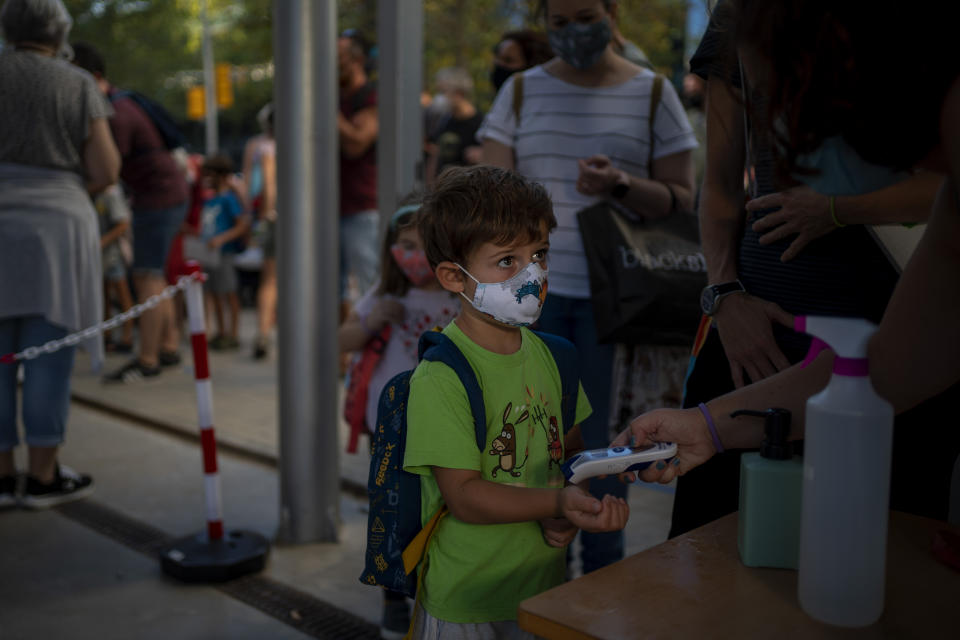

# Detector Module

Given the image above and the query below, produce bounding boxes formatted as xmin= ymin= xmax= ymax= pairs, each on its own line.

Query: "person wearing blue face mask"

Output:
xmin=480 ymin=0 xmax=699 ymax=573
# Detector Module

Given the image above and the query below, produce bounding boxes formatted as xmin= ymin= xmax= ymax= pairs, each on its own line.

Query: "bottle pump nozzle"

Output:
xmin=795 ymin=316 xmax=876 ymax=377
xmin=730 ymin=408 xmax=792 ymax=460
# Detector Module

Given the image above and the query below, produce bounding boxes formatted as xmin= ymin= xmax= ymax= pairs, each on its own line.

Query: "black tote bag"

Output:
xmin=577 ymin=202 xmax=706 ymax=346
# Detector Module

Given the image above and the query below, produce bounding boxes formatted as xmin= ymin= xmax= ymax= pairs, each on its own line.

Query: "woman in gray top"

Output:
xmin=0 ymin=0 xmax=120 ymax=508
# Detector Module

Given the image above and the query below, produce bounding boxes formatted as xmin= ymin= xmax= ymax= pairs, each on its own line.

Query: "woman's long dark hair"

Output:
xmin=494 ymin=29 xmax=552 ymax=68
xmin=731 ymin=0 xmax=957 ymax=176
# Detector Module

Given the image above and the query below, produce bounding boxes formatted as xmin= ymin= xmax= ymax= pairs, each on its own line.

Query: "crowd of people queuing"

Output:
xmin=1 ymin=0 xmax=958 ymax=638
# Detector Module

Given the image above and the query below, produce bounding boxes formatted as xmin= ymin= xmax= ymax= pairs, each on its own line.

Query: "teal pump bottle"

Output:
xmin=734 ymin=408 xmax=803 ymax=569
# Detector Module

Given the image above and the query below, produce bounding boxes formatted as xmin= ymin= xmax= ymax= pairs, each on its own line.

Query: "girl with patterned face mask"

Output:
xmin=338 ymin=199 xmax=460 ymax=637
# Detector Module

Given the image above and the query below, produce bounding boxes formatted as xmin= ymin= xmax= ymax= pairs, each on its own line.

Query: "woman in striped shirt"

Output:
xmin=480 ymin=0 xmax=697 ymax=572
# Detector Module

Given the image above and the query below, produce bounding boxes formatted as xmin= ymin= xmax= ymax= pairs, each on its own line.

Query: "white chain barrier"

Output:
xmin=0 ymin=271 xmax=205 ymax=365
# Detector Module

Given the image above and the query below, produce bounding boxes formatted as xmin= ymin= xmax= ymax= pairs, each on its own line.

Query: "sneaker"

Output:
xmin=252 ymin=337 xmax=268 ymax=360
xmin=158 ymin=350 xmax=182 ymax=367
xmin=102 ymin=359 xmax=161 ymax=383
xmin=209 ymin=334 xmax=238 ymax=351
xmin=0 ymin=475 xmax=18 ymax=509
xmin=380 ymin=595 xmax=411 ymax=640
xmin=20 ymin=465 xmax=93 ymax=509
xmin=112 ymin=341 xmax=134 ymax=354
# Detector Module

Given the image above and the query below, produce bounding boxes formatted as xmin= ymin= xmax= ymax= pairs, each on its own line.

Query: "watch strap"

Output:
xmin=712 ymin=281 xmax=745 ymax=297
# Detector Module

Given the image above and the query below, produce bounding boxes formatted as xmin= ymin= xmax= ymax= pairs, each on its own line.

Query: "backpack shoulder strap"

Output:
xmin=418 ymin=332 xmax=487 ymax=451
xmin=531 ymin=331 xmax=579 ymax=435
xmin=512 ymin=72 xmax=524 ymax=124
xmin=351 ymin=81 xmax=375 ymax=114
xmin=108 ymin=89 xmax=131 ymax=104
xmin=647 ymin=74 xmax=664 ymax=171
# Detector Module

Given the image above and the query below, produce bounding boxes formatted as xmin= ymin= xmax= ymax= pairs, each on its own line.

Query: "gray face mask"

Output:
xmin=548 ymin=18 xmax=612 ymax=71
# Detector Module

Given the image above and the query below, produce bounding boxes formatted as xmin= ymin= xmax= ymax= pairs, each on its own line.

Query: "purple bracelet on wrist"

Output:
xmin=698 ymin=402 xmax=725 ymax=453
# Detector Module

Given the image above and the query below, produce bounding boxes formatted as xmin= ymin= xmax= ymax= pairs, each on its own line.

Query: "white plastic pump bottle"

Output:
xmin=795 ymin=316 xmax=894 ymax=627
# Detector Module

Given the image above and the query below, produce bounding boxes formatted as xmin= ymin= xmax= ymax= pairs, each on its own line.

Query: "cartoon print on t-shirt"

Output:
xmin=546 ymin=416 xmax=563 ymax=469
xmin=490 ymin=402 xmax=528 ymax=478
xmin=527 ymin=388 xmax=563 ymax=470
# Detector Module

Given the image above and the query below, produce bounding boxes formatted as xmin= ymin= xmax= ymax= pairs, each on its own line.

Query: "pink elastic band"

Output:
xmin=801 ymin=337 xmax=830 ymax=369
xmin=698 ymin=403 xmax=725 ymax=453
xmin=833 ymin=357 xmax=869 ymax=377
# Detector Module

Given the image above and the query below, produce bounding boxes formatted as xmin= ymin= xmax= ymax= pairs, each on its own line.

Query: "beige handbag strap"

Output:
xmin=647 ymin=75 xmax=664 ymax=172
xmin=512 ymin=72 xmax=524 ymax=123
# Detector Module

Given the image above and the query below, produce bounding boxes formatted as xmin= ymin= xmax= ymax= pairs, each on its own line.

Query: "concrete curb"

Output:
xmin=71 ymin=391 xmax=369 ymax=500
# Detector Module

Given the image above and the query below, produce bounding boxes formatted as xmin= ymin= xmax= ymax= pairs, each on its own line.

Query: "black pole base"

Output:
xmin=159 ymin=529 xmax=269 ymax=583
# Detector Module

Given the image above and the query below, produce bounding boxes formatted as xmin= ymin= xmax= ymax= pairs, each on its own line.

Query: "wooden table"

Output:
xmin=518 ymin=512 xmax=959 ymax=639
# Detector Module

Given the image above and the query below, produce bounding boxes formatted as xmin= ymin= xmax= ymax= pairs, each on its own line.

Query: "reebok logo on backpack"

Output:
xmin=359 ymin=329 xmax=578 ymax=597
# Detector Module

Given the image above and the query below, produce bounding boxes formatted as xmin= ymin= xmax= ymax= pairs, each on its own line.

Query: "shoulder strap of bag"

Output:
xmin=531 ymin=331 xmax=578 ymax=435
xmin=647 ymin=74 xmax=664 ymax=171
xmin=418 ymin=331 xmax=487 ymax=451
xmin=737 ymin=56 xmax=757 ymax=199
xmin=512 ymin=72 xmax=524 ymax=124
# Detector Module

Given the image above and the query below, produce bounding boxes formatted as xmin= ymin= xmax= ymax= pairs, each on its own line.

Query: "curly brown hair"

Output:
xmin=418 ymin=165 xmax=556 ymax=270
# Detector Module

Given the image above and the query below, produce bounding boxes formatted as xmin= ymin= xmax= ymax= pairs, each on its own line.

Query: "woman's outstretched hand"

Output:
xmin=611 ymin=408 xmax=718 ymax=484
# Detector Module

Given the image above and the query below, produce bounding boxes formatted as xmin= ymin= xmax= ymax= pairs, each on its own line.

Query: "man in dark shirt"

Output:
xmin=337 ymin=30 xmax=379 ymax=309
xmin=73 ymin=43 xmax=189 ymax=383
xmin=425 ymin=67 xmax=483 ymax=184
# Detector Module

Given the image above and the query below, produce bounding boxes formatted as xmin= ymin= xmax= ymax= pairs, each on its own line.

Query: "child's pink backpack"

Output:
xmin=343 ymin=326 xmax=392 ymax=453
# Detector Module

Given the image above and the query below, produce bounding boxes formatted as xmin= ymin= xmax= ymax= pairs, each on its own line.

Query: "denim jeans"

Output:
xmin=340 ymin=210 xmax=381 ymax=301
xmin=132 ymin=202 xmax=188 ymax=277
xmin=0 ymin=316 xmax=75 ymax=450
xmin=535 ymin=294 xmax=625 ymax=572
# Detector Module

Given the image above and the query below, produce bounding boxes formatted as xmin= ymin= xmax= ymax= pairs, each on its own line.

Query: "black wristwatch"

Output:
xmin=610 ymin=171 xmax=630 ymax=199
xmin=700 ymin=280 xmax=746 ymax=316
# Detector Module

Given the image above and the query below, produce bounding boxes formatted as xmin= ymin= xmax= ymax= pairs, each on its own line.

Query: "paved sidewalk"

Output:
xmin=1 ymin=404 xmax=379 ymax=640
xmin=72 ymin=308 xmax=675 ymax=557
xmin=1 ymin=308 xmax=677 ymax=639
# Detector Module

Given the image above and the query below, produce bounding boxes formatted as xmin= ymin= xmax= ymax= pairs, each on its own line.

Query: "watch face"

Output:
xmin=700 ymin=286 xmax=715 ymax=315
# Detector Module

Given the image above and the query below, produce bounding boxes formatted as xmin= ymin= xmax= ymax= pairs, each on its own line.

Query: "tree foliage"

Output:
xmin=58 ymin=0 xmax=695 ymax=153
xmin=63 ymin=0 xmax=273 ymax=154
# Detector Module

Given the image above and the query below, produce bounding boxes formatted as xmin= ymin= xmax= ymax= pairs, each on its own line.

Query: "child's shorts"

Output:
xmin=411 ymin=603 xmax=538 ymax=640
xmin=205 ymin=253 xmax=238 ymax=295
xmin=102 ymin=252 xmax=127 ymax=283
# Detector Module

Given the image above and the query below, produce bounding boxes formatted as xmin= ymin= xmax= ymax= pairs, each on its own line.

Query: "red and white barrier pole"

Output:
xmin=157 ymin=262 xmax=269 ymax=582
xmin=183 ymin=262 xmax=224 ymax=541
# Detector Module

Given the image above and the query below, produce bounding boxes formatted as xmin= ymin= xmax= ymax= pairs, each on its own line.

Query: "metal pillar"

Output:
xmin=377 ymin=0 xmax=424 ymax=230
xmin=274 ymin=0 xmax=340 ymax=544
xmin=201 ymin=0 xmax=218 ymax=154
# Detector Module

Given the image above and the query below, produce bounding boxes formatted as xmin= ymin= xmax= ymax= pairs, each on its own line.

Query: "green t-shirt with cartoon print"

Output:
xmin=404 ymin=321 xmax=592 ymax=624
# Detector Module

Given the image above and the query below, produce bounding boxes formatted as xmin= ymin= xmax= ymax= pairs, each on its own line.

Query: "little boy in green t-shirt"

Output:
xmin=404 ymin=166 xmax=630 ymax=637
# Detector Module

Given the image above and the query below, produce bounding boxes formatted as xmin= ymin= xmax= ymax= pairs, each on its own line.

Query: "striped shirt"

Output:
xmin=478 ymin=66 xmax=698 ymax=299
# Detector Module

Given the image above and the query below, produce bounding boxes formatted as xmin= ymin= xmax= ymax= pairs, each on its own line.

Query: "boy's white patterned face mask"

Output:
xmin=455 ymin=262 xmax=548 ymax=327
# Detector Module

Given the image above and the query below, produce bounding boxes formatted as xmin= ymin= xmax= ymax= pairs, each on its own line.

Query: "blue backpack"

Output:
xmin=359 ymin=329 xmax=579 ymax=597
xmin=110 ymin=90 xmax=185 ymax=152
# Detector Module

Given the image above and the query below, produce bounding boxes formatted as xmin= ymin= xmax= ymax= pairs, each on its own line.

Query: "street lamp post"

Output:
xmin=201 ymin=0 xmax=218 ymax=154
xmin=274 ymin=0 xmax=341 ymax=544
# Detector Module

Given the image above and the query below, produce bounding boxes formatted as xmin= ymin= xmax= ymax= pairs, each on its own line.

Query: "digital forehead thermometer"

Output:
xmin=562 ymin=442 xmax=678 ymax=484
